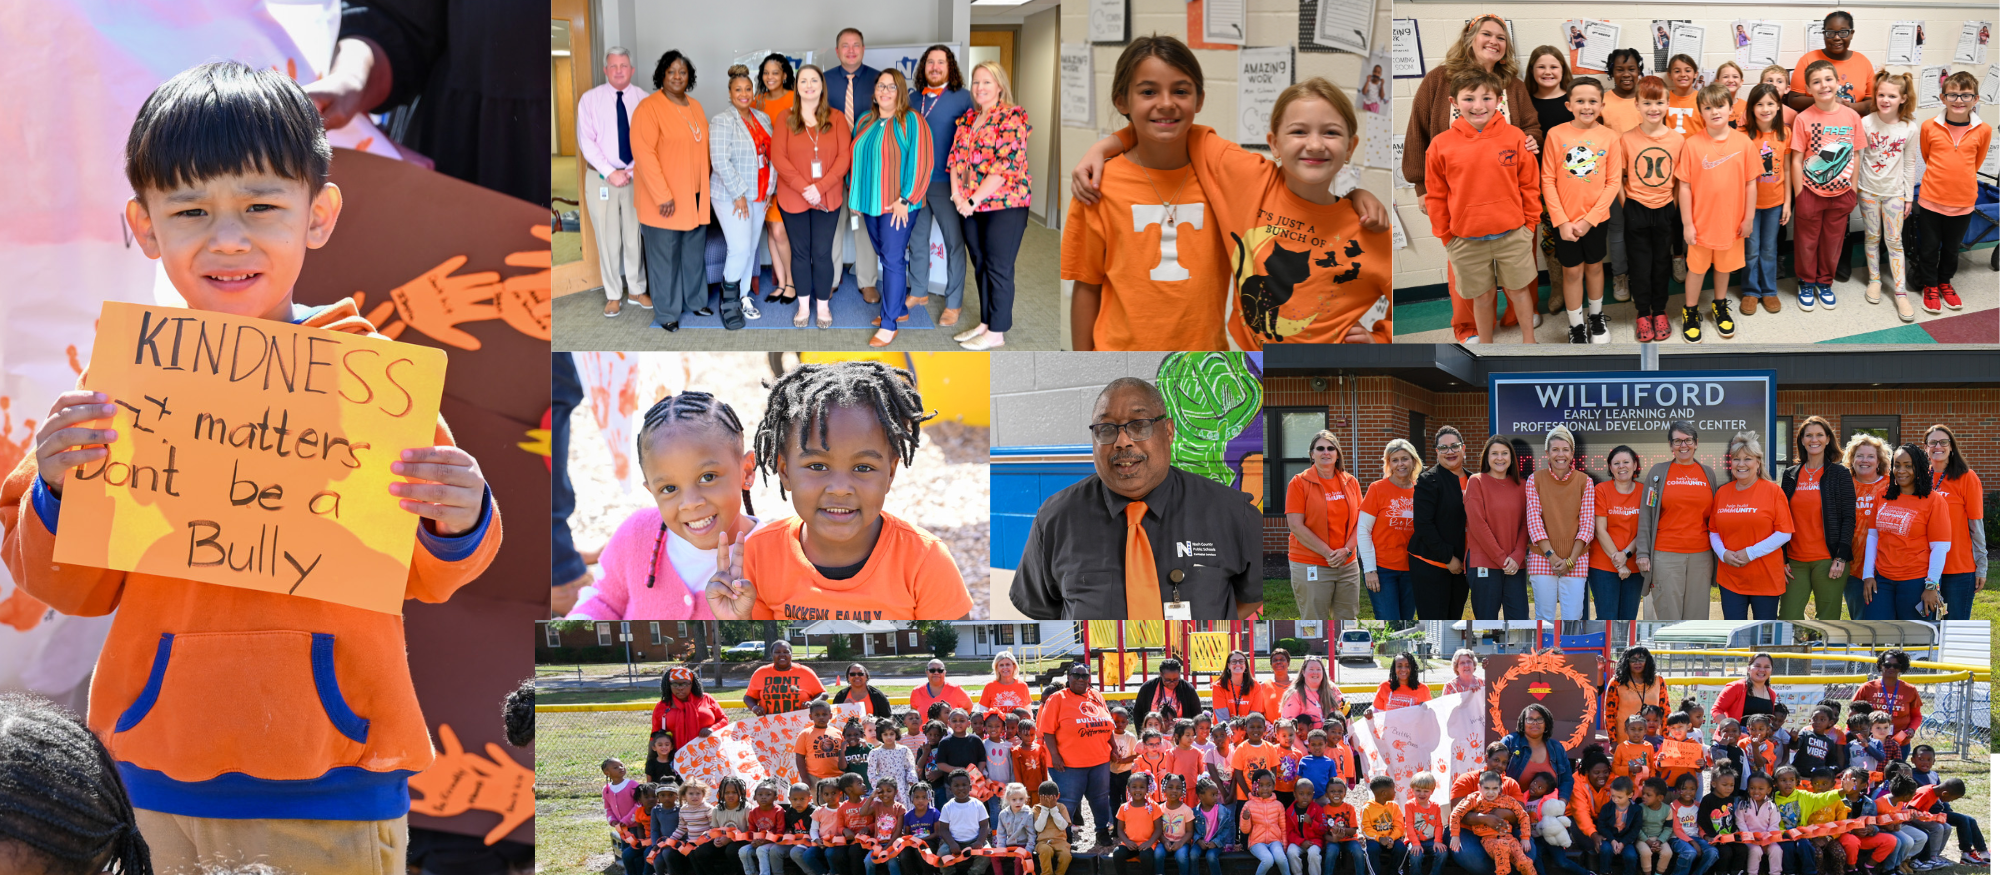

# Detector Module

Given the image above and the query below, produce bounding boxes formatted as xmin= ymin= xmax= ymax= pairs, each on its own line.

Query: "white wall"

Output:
xmin=1022 ymin=8 xmax=1062 ymax=222
xmin=1056 ymin=0 xmax=1397 ymax=343
xmin=1391 ymin=3 xmax=2000 ymax=291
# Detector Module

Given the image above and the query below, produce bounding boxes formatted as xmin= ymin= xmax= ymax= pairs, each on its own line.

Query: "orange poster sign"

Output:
xmin=50 ymin=301 xmax=446 ymax=614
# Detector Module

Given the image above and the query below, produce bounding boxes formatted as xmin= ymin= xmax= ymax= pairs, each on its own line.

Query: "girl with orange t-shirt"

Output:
xmin=1842 ymin=434 xmax=1892 ymax=618
xmin=1358 ymin=439 xmax=1421 ymax=624
xmin=1924 ymin=425 xmax=1985 ymax=620
xmin=1708 ymin=432 xmax=1795 ymax=620
xmin=1861 ymin=444 xmax=1953 ymax=620
xmin=1589 ymin=446 xmax=1647 ymax=620
xmin=1663 ymin=55 xmax=1702 ymax=136
xmin=716 ymin=362 xmax=972 ymax=621
xmin=1284 ymin=430 xmax=1364 ymax=622
xmin=1738 ymin=83 xmax=1791 ymax=314
xmin=1071 ymin=77 xmax=1391 ymax=349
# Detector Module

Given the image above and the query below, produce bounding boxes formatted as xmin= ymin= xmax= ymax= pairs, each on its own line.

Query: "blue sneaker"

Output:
xmin=1817 ymin=284 xmax=1838 ymax=309
xmin=1797 ymin=284 xmax=1817 ymax=311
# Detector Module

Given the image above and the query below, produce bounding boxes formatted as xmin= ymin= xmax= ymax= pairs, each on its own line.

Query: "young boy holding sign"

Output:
xmin=1 ymin=62 xmax=500 ymax=873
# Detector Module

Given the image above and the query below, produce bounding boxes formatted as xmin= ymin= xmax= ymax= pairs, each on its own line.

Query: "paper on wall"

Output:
xmin=1061 ymin=43 xmax=1093 ymax=128
xmin=1887 ymin=22 xmax=1923 ymax=65
xmin=1389 ymin=205 xmax=1409 ymax=249
xmin=1391 ymin=19 xmax=1424 ymax=78
xmin=1088 ymin=0 xmax=1126 ymax=43
xmin=1205 ymin=0 xmax=1246 ymax=47
xmin=1667 ymin=23 xmax=1706 ymax=71
xmin=1651 ymin=20 xmax=1688 ymax=73
xmin=1983 ymin=63 xmax=2000 ymax=106
xmin=1575 ymin=20 xmax=1620 ymax=74
xmin=1391 ymin=135 xmax=1412 ymax=188
xmin=1805 ymin=21 xmax=1826 ymax=55
xmin=1313 ymin=0 xmax=1374 ymax=55
xmin=1956 ymin=21 xmax=1991 ymax=65
xmin=1919 ymin=65 xmax=1949 ymax=109
xmin=1360 ymin=45 xmax=1394 ymax=169
xmin=1736 ymin=21 xmax=1780 ymax=70
xmin=1237 ymin=46 xmax=1294 ymax=146
xmin=1979 ymin=138 xmax=2000 ymax=178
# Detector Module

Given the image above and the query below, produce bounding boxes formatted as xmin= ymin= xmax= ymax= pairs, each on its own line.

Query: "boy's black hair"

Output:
xmin=1039 ymin=780 xmax=1061 ymax=796
xmin=504 ymin=677 xmax=535 ymax=747
xmin=1911 ymin=744 xmax=1935 ymax=756
xmin=1811 ymin=705 xmax=1837 ymax=724
xmin=1845 ymin=713 xmax=1871 ymax=730
xmin=1606 ymin=48 xmax=1644 ymax=73
xmin=126 ymin=61 xmax=330 ymax=199
xmin=1886 ymin=776 xmax=1918 ymax=799
xmin=1770 ymin=703 xmax=1790 ymax=717
xmin=1674 ymin=773 xmax=1700 ymax=790
xmin=0 ymin=694 xmax=154 ymax=875
xmin=1665 ymin=712 xmax=1691 ymax=727
xmin=1850 ymin=701 xmax=1874 ymax=716
xmin=654 ymin=50 xmax=697 ymax=91
xmin=1173 ymin=718 xmax=1196 ymax=741
xmin=1940 ymin=778 xmax=1965 ymax=794
xmin=1641 ymin=777 xmax=1668 ymax=796
xmin=1369 ymin=775 xmax=1396 ymax=792
xmin=927 ymin=701 xmax=950 ymax=720
xmin=948 ymin=768 xmax=971 ymax=785
xmin=755 ymin=362 xmax=934 ymax=498
xmin=1524 ymin=772 xmax=1558 ymax=795
xmin=1639 ymin=704 xmax=1666 ymax=719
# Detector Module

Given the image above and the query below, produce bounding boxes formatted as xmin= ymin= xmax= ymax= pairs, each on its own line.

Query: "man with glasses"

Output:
xmin=743 ymin=640 xmax=826 ymax=716
xmin=1011 ymin=377 xmax=1262 ymax=619
xmin=1038 ymin=663 xmax=1117 ymax=845
xmin=911 ymin=659 xmax=974 ymax=717
xmin=1409 ymin=426 xmax=1472 ymax=624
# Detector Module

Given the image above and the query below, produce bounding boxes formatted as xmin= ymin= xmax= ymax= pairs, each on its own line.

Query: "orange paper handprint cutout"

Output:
xmin=408 ymin=723 xmax=534 ymax=845
xmin=359 ymin=226 xmax=552 ymax=349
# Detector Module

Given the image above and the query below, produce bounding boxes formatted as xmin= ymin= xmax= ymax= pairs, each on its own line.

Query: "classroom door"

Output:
xmin=552 ymin=0 xmax=601 ymax=296
xmin=969 ymin=29 xmax=1014 ymax=84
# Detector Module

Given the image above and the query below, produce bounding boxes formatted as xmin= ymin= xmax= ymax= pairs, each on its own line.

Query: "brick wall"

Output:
xmin=1260 ymin=376 xmax=2000 ymax=565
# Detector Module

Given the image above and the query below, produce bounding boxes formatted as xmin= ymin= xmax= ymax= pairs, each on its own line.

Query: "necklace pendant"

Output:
xmin=1161 ymin=203 xmax=1176 ymax=226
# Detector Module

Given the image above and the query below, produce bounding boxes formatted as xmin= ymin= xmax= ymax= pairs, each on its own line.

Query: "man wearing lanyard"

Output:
xmin=820 ymin=28 xmax=882 ymax=305
xmin=1011 ymin=377 xmax=1263 ymax=619
xmin=576 ymin=47 xmax=650 ymax=317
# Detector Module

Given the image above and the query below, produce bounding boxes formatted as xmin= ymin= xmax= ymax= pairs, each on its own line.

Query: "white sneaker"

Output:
xmin=741 ymin=296 xmax=761 ymax=319
xmin=1612 ymin=274 xmax=1631 ymax=302
xmin=953 ymin=324 xmax=989 ymax=343
xmin=1533 ymin=313 xmax=1544 ymax=329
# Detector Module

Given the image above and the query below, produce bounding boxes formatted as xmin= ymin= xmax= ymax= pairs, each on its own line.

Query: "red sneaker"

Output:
xmin=1636 ymin=315 xmax=1655 ymax=342
xmin=1940 ymin=282 xmax=1963 ymax=310
xmin=1921 ymin=287 xmax=1943 ymax=314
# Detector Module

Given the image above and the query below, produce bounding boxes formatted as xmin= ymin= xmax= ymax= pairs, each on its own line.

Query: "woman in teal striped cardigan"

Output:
xmin=849 ymin=68 xmax=934 ymax=347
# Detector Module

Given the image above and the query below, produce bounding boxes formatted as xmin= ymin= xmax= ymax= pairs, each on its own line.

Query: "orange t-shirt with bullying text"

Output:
xmin=1061 ymin=157 xmax=1228 ymax=351
xmin=1931 ymin=470 xmax=1985 ymax=575
xmin=1229 ymin=740 xmax=1284 ymax=800
xmin=1106 ymin=124 xmax=1393 ymax=347
xmin=740 ymin=511 xmax=971 ymax=620
xmin=1709 ymin=479 xmax=1796 ymax=597
xmin=1423 ymin=116 xmax=1541 ymax=242
xmin=1540 ymin=122 xmax=1623 ymax=227
xmin=1619 ymin=127 xmax=1686 ymax=209
xmin=1589 ymin=481 xmax=1643 ymax=573
xmin=1674 ymin=128 xmax=1759 ymax=250
xmin=1749 ymin=130 xmax=1789 ymax=209
xmin=1360 ymin=479 xmax=1416 ymax=572
xmin=1870 ymin=491 xmax=1951 ymax=581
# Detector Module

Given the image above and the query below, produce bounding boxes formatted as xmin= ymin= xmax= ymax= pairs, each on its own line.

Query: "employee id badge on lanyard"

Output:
xmin=811 ymin=160 xmax=823 ymax=177
xmin=1164 ymin=601 xmax=1192 ymax=620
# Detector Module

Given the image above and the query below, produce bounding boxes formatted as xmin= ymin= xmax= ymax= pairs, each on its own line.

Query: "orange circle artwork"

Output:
xmin=1487 ymin=651 xmax=1600 ymax=752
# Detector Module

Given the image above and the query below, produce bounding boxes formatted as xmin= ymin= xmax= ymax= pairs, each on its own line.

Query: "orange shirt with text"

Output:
xmin=1709 ymin=479 xmax=1796 ymax=596
xmin=1590 ymin=481 xmax=1644 ymax=572
xmin=1361 ymin=479 xmax=1417 ymax=571
xmin=1871 ymin=491 xmax=1951 ymax=581
xmin=1674 ymin=129 xmax=1758 ymax=249
xmin=1654 ymin=462 xmax=1715 ymax=553
xmin=741 ymin=511 xmax=971 ymax=621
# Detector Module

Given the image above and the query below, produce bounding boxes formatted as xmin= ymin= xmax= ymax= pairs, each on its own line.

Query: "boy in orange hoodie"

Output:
xmin=1909 ymin=71 xmax=1992 ymax=312
xmin=1424 ymin=67 xmax=1543 ymax=345
xmin=1540 ymin=76 xmax=1623 ymax=344
xmin=2 ymin=62 xmax=501 ymax=875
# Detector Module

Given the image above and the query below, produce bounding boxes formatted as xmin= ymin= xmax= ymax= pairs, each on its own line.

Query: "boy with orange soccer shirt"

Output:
xmin=1424 ymin=68 xmax=1542 ymax=345
xmin=1541 ymin=76 xmax=1623 ymax=344
xmin=1673 ymin=84 xmax=1757 ymax=344
xmin=1910 ymin=72 xmax=1994 ymax=315
xmin=1861 ymin=468 xmax=1952 ymax=619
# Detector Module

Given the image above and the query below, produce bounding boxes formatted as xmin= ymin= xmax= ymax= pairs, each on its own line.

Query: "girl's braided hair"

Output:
xmin=0 ymin=694 xmax=153 ymax=874
xmin=754 ymin=362 xmax=936 ymax=497
xmin=634 ymin=390 xmax=754 ymax=588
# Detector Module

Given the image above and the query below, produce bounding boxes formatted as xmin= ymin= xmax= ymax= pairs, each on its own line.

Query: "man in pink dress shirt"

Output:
xmin=576 ymin=47 xmax=651 ymax=316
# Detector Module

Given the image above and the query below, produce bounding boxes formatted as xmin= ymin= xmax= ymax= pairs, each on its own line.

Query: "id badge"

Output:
xmin=1308 ymin=566 xmax=1318 ymax=581
xmin=599 ymin=186 xmax=611 ymax=200
xmin=851 ymin=212 xmax=861 ymax=231
xmin=1164 ymin=601 xmax=1193 ymax=621
xmin=1478 ymin=567 xmax=1489 ymax=578
xmin=811 ymin=160 xmax=823 ymax=177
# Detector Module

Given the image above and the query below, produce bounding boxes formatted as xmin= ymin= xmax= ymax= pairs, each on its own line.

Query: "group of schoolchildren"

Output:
xmin=1429 ymin=30 xmax=1991 ymax=344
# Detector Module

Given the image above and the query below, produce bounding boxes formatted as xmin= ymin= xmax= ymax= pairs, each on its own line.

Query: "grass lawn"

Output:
xmin=1970 ymin=586 xmax=1999 ymax=750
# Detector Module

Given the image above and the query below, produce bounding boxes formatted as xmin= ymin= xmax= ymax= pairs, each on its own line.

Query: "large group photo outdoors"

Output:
xmin=532 ymin=619 xmax=1989 ymax=875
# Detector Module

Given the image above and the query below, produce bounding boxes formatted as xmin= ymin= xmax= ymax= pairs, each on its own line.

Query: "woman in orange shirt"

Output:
xmin=1286 ymin=430 xmax=1363 ymax=622
xmin=1924 ymin=425 xmax=1985 ymax=620
xmin=1358 ymin=439 xmax=1422 ymax=625
xmin=1636 ymin=420 xmax=1720 ymax=621
xmin=1860 ymin=444 xmax=1952 ymax=620
xmin=1588 ymin=445 xmax=1647 ymax=620
xmin=979 ymin=651 xmax=1035 ymax=715
xmin=1708 ymin=431 xmax=1795 ymax=620
xmin=1841 ymin=433 xmax=1892 ymax=618
xmin=633 ymin=50 xmax=712 ymax=332
xmin=1780 ymin=415 xmax=1856 ymax=620
xmin=1213 ymin=650 xmax=1267 ymax=721
xmin=752 ymin=54 xmax=799 ymax=305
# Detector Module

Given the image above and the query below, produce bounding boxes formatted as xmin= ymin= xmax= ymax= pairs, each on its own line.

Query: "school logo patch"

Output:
xmin=1498 ymin=148 xmax=1518 ymax=167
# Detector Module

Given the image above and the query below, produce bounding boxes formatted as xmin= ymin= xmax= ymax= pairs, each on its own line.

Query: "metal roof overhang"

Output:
xmin=1264 ymin=346 xmax=2000 ymax=392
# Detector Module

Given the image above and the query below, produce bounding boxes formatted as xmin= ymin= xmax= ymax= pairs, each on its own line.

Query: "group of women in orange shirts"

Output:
xmin=1287 ymin=420 xmax=1983 ymax=623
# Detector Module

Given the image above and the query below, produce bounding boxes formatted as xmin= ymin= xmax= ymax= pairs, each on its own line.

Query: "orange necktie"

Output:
xmin=1125 ymin=501 xmax=1164 ymax=620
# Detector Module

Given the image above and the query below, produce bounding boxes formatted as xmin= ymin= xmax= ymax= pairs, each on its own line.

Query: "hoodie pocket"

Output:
xmin=111 ymin=631 xmax=370 ymax=782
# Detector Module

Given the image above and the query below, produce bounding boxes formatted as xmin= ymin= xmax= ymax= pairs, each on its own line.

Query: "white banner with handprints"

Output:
xmin=1350 ymin=689 xmax=1487 ymax=808
xmin=675 ymin=701 xmax=871 ymax=788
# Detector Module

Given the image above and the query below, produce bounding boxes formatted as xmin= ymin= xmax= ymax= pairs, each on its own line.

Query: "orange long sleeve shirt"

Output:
xmin=1916 ymin=115 xmax=1992 ymax=214
xmin=1423 ymin=117 xmax=1542 ymax=243
xmin=632 ymin=91 xmax=712 ymax=231
xmin=1452 ymin=794 xmax=1531 ymax=842
xmin=1540 ymin=121 xmax=1624 ymax=227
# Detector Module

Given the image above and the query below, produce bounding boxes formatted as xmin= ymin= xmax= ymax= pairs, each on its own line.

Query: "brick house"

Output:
xmin=1260 ymin=346 xmax=2000 ymax=571
xmin=789 ymin=620 xmax=927 ymax=656
xmin=537 ymin=619 xmax=700 ymax=662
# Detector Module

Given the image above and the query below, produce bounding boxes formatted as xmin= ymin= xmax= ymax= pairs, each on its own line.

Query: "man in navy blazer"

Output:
xmin=819 ymin=27 xmax=883 ymax=303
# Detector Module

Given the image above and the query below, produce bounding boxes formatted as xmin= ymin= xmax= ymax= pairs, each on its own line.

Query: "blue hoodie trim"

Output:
xmin=119 ymin=762 xmax=414 ymax=821
xmin=30 ymin=475 xmax=61 ymax=534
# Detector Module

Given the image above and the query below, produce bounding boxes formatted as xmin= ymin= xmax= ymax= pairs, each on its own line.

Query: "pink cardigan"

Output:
xmin=1464 ymin=474 xmax=1529 ymax=569
xmin=568 ymin=506 xmax=755 ymax=621
xmin=1734 ymin=798 xmax=1779 ymax=839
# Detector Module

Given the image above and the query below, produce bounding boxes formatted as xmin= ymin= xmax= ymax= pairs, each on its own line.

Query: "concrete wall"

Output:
xmin=991 ymin=351 xmax=1173 ymax=447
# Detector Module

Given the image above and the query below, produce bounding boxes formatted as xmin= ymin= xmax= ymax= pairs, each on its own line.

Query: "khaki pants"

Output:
xmin=1645 ymin=550 xmax=1714 ymax=622
xmin=135 ymin=808 xmax=407 ymax=875
xmin=584 ymin=172 xmax=646 ymax=301
xmin=1292 ymin=559 xmax=1361 ymax=620
xmin=1038 ymin=836 xmax=1073 ymax=875
xmin=831 ymin=201 xmax=878 ymax=291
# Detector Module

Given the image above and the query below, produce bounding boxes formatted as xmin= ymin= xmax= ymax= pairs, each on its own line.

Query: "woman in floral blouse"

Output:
xmin=947 ymin=61 xmax=1033 ymax=350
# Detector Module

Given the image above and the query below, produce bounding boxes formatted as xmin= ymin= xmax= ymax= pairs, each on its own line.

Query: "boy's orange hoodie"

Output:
xmin=1917 ymin=114 xmax=1992 ymax=212
xmin=0 ymin=298 xmax=502 ymax=821
xmin=1423 ymin=115 xmax=1541 ymax=243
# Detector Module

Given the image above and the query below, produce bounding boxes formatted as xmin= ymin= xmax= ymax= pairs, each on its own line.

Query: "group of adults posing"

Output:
xmin=1284 ymin=418 xmax=1985 ymax=623
xmin=579 ymin=29 xmax=1031 ymax=347
xmin=1402 ymin=10 xmax=1904 ymax=342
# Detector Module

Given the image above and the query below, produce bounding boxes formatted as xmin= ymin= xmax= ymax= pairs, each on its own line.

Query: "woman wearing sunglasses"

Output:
xmin=1285 ymin=429 xmax=1364 ymax=621
xmin=910 ymin=658 xmax=974 ymax=718
xmin=830 ymin=662 xmax=895 ymax=717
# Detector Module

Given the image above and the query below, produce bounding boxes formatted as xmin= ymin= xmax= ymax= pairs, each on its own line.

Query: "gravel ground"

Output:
xmin=566 ymin=352 xmax=991 ymax=618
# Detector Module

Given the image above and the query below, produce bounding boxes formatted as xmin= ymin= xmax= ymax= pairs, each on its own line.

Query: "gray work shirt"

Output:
xmin=1010 ymin=466 xmax=1263 ymax=619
